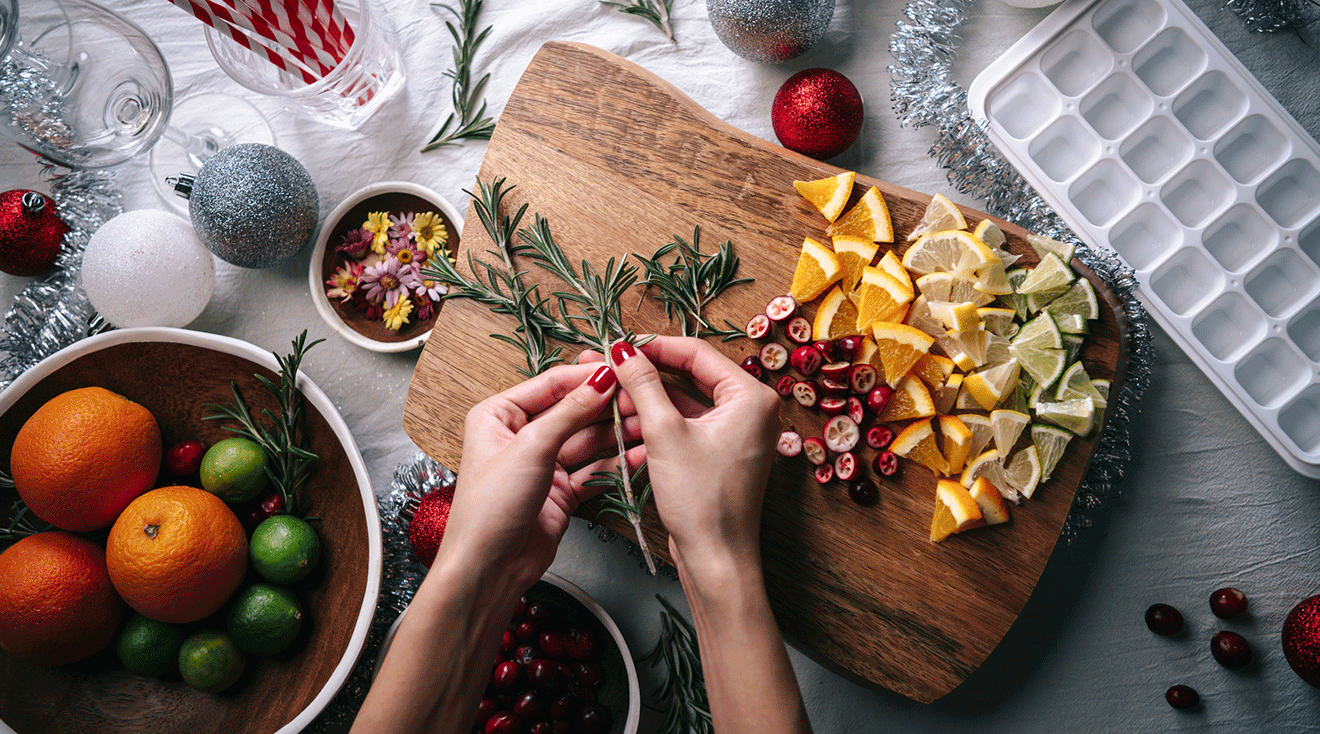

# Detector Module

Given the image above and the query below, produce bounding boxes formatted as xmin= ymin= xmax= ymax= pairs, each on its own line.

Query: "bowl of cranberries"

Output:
xmin=377 ymin=572 xmax=640 ymax=734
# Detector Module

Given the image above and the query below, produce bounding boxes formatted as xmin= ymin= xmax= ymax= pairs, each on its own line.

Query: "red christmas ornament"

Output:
xmin=0 ymin=190 xmax=69 ymax=276
xmin=1283 ymin=595 xmax=1320 ymax=688
xmin=408 ymin=483 xmax=456 ymax=568
xmin=771 ymin=68 xmax=865 ymax=160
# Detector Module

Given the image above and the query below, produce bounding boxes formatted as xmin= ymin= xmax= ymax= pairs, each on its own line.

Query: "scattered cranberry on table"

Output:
xmin=1165 ymin=684 xmax=1200 ymax=709
xmin=1144 ymin=603 xmax=1185 ymax=637
xmin=1210 ymin=630 xmax=1253 ymax=669
xmin=1210 ymin=587 xmax=1248 ymax=619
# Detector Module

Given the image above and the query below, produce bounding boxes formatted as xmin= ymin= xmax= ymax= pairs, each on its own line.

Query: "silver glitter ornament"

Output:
xmin=173 ymin=143 xmax=319 ymax=269
xmin=707 ymin=0 xmax=834 ymax=64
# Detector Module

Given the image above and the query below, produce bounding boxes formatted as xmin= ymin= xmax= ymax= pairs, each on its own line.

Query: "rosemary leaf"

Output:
xmin=634 ymin=226 xmax=752 ymax=339
xmin=640 ymin=594 xmax=714 ymax=734
xmin=602 ymin=0 xmax=676 ymax=43
xmin=423 ymin=0 xmax=497 ymax=151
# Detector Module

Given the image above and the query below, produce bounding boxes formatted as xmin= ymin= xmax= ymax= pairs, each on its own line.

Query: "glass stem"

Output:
xmin=162 ymin=123 xmax=224 ymax=168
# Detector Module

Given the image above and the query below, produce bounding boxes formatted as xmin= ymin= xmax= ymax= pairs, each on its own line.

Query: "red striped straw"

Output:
xmin=229 ymin=0 xmax=340 ymax=74
xmin=169 ymin=0 xmax=321 ymax=83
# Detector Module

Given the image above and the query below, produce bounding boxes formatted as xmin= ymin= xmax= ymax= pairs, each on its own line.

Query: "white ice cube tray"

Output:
xmin=969 ymin=0 xmax=1320 ymax=477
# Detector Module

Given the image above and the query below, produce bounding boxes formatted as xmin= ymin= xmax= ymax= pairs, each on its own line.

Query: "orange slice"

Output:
xmin=937 ymin=414 xmax=973 ymax=475
xmin=872 ymin=322 xmax=935 ymax=388
xmin=832 ymin=235 xmax=879 ymax=294
xmin=968 ymin=475 xmax=1011 ymax=525
xmin=826 ymin=185 xmax=894 ymax=242
xmin=877 ymin=250 xmax=913 ymax=296
xmin=795 ymin=171 xmax=855 ymax=222
xmin=930 ymin=478 xmax=985 ymax=542
xmin=812 ymin=285 xmax=863 ymax=341
xmin=877 ymin=374 xmax=937 ymax=422
xmin=891 ymin=418 xmax=950 ymax=476
xmin=788 ymin=237 xmax=843 ymax=302
xmin=853 ymin=267 xmax=913 ymax=331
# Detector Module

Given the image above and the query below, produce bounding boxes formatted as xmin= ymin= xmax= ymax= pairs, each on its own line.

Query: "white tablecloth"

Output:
xmin=3 ymin=0 xmax=1320 ymax=731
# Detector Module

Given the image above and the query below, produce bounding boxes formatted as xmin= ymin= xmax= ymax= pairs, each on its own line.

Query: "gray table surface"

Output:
xmin=2 ymin=0 xmax=1319 ymax=731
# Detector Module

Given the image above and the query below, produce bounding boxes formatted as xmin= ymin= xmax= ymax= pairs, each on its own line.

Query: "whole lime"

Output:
xmin=226 ymin=583 xmax=304 ymax=657
xmin=250 ymin=515 xmax=320 ymax=584
xmin=178 ymin=629 xmax=245 ymax=693
xmin=200 ymin=437 xmax=269 ymax=503
xmin=116 ymin=612 xmax=185 ymax=677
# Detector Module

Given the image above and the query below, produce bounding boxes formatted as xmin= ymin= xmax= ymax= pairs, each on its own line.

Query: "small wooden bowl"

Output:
xmin=0 ymin=328 xmax=381 ymax=734
xmin=309 ymin=181 xmax=464 ymax=352
xmin=375 ymin=572 xmax=641 ymax=733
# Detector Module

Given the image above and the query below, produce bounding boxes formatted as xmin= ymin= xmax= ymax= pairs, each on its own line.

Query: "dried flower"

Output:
xmin=364 ymin=211 xmax=391 ymax=255
xmin=325 ymin=261 xmax=363 ymax=301
xmin=416 ymin=276 xmax=448 ymax=302
xmin=383 ymin=294 xmax=414 ymax=330
xmin=389 ymin=211 xmax=416 ymax=240
xmin=389 ymin=239 xmax=426 ymax=267
xmin=337 ymin=228 xmax=375 ymax=259
xmin=413 ymin=211 xmax=448 ymax=258
xmin=362 ymin=257 xmax=413 ymax=307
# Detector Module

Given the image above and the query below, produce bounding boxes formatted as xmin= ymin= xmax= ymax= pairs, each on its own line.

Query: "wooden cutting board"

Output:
xmin=403 ymin=41 xmax=1127 ymax=703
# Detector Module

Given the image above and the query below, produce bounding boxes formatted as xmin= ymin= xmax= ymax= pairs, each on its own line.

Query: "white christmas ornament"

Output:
xmin=82 ymin=209 xmax=216 ymax=328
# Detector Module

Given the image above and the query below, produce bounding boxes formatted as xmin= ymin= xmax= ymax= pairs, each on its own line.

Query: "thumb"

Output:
xmin=514 ymin=363 xmax=618 ymax=463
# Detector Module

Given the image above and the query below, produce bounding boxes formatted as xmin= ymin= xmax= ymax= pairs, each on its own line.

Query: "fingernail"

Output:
xmin=588 ymin=364 xmax=617 ymax=393
xmin=610 ymin=341 xmax=637 ymax=366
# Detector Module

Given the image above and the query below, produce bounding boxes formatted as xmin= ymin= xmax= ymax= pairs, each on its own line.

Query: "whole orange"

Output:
xmin=0 ymin=531 xmax=126 ymax=665
xmin=106 ymin=486 xmax=247 ymax=624
xmin=11 ymin=386 xmax=162 ymax=532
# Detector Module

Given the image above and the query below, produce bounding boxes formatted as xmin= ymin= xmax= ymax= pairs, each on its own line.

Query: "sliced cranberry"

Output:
xmin=848 ymin=363 xmax=879 ymax=394
xmin=834 ymin=451 xmax=859 ymax=481
xmin=564 ymin=625 xmax=596 ymax=660
xmin=791 ymin=380 xmax=819 ymax=408
xmin=802 ymin=437 xmax=828 ymax=466
xmin=866 ymin=385 xmax=895 ymax=414
xmin=820 ymin=377 xmax=850 ymax=398
xmin=848 ymin=477 xmax=879 ymax=506
xmin=785 ymin=316 xmax=813 ymax=345
xmin=866 ymin=424 xmax=894 ymax=449
xmin=746 ymin=313 xmax=771 ymax=340
xmin=789 ymin=345 xmax=823 ymax=375
xmin=835 ymin=335 xmax=865 ymax=362
xmin=814 ymin=463 xmax=835 ymax=484
xmin=823 ymin=415 xmax=860 ymax=453
xmin=740 ymin=355 xmax=763 ymax=379
xmin=874 ymin=450 xmax=900 ymax=477
xmin=1210 ymin=587 xmax=1248 ymax=619
xmin=777 ymin=430 xmax=803 ymax=457
xmin=164 ymin=439 xmax=205 ymax=477
xmin=759 ymin=342 xmax=789 ymax=371
xmin=774 ymin=374 xmax=797 ymax=397
xmin=845 ymin=396 xmax=865 ymax=424
xmin=765 ymin=295 xmax=798 ymax=322
xmin=818 ymin=396 xmax=848 ymax=416
xmin=820 ymin=360 xmax=852 ymax=381
xmin=812 ymin=339 xmax=837 ymax=362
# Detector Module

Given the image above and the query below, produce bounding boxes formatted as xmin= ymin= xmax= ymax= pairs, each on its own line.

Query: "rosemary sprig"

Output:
xmin=602 ymin=0 xmax=676 ymax=43
xmin=422 ymin=0 xmax=497 ymax=151
xmin=1 ymin=498 xmax=55 ymax=548
xmin=640 ymin=594 xmax=714 ymax=734
xmin=634 ymin=226 xmax=752 ymax=340
xmin=583 ymin=460 xmax=651 ymax=526
xmin=203 ymin=331 xmax=323 ymax=516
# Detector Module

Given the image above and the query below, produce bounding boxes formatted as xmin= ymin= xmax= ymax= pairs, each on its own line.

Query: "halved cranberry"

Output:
xmin=774 ymin=374 xmax=797 ymax=397
xmin=835 ymin=335 xmax=865 ymax=362
xmin=866 ymin=385 xmax=895 ymax=414
xmin=791 ymin=380 xmax=819 ymax=408
xmin=802 ymin=437 xmax=828 ymax=465
xmin=848 ymin=363 xmax=879 ymax=394
xmin=740 ymin=355 xmax=763 ymax=379
xmin=812 ymin=340 xmax=838 ymax=362
xmin=759 ymin=342 xmax=789 ymax=371
xmin=790 ymin=345 xmax=823 ymax=375
xmin=874 ymin=450 xmax=900 ymax=477
xmin=818 ymin=396 xmax=849 ymax=416
xmin=820 ymin=361 xmax=852 ymax=381
xmin=845 ymin=396 xmax=865 ymax=424
xmin=866 ymin=424 xmax=894 ymax=450
xmin=848 ymin=477 xmax=879 ymax=506
xmin=785 ymin=316 xmax=813 ymax=345
xmin=814 ymin=463 xmax=835 ymax=484
xmin=746 ymin=313 xmax=771 ymax=340
xmin=823 ymin=415 xmax=860 ymax=453
xmin=834 ymin=451 xmax=859 ymax=481
xmin=777 ymin=430 xmax=803 ymax=457
xmin=766 ymin=295 xmax=798 ymax=322
xmin=820 ymin=377 xmax=850 ymax=398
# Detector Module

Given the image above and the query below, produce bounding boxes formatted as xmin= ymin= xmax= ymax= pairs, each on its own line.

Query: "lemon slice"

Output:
xmin=960 ymin=448 xmax=1005 ymax=490
xmin=794 ymin=171 xmax=855 ymax=222
xmin=973 ymin=219 xmax=1006 ymax=250
xmin=832 ymin=235 xmax=879 ymax=294
xmin=903 ymin=230 xmax=994 ymax=277
xmin=979 ymin=308 xmax=1017 ymax=339
xmin=937 ymin=328 xmax=989 ymax=372
xmin=990 ymin=408 xmax=1030 ymax=453
xmin=903 ymin=294 xmax=946 ymax=338
xmin=912 ymin=353 xmax=955 ymax=389
xmin=827 ymin=185 xmax=894 ymax=242
xmin=930 ymin=479 xmax=985 ymax=542
xmin=878 ymin=374 xmax=937 ymax=422
xmin=812 ymin=285 xmax=863 ymax=341
xmin=908 ymin=193 xmax=968 ymax=242
xmin=985 ymin=332 xmax=1013 ymax=365
xmin=927 ymin=300 xmax=982 ymax=332
xmin=1003 ymin=446 xmax=1041 ymax=500
xmin=938 ymin=414 xmax=973 ymax=475
xmin=788 ymin=237 xmax=843 ymax=302
xmin=1031 ymin=423 xmax=1073 ymax=482
xmin=853 ymin=267 xmax=913 ymax=331
xmin=968 ymin=475 xmax=1011 ymax=524
xmin=877 ymin=250 xmax=913 ymax=296
xmin=1017 ymin=253 xmax=1076 ymax=294
xmin=914 ymin=272 xmax=995 ymax=307
xmin=1056 ymin=361 xmax=1107 ymax=411
xmin=892 ymin=418 xmax=950 ymax=476
xmin=1026 ymin=233 xmax=1076 ymax=263
xmin=958 ymin=414 xmax=995 ymax=457
xmin=961 ymin=358 xmax=1020 ymax=410
xmin=872 ymin=322 xmax=936 ymax=388
xmin=1035 ymin=398 xmax=1095 ymax=436
xmin=975 ymin=260 xmax=1014 ymax=296
xmin=933 ymin=372 xmax=963 ymax=415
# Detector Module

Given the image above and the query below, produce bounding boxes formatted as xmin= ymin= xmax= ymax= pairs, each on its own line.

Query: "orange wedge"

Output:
xmin=812 ymin=285 xmax=863 ymax=341
xmin=877 ymin=250 xmax=914 ymax=296
xmin=826 ymin=185 xmax=894 ymax=242
xmin=877 ymin=374 xmax=937 ymax=422
xmin=930 ymin=478 xmax=985 ymax=542
xmin=853 ymin=267 xmax=913 ymax=331
xmin=967 ymin=475 xmax=1011 ymax=525
xmin=871 ymin=322 xmax=935 ymax=388
xmin=795 ymin=171 xmax=855 ymax=222
xmin=938 ymin=414 xmax=973 ymax=475
xmin=788 ymin=237 xmax=843 ymax=302
xmin=912 ymin=353 xmax=955 ymax=389
xmin=891 ymin=418 xmax=950 ymax=476
xmin=832 ymin=235 xmax=879 ymax=294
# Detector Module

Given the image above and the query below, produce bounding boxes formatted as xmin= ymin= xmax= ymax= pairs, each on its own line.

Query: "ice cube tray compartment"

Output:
xmin=969 ymin=0 xmax=1320 ymax=476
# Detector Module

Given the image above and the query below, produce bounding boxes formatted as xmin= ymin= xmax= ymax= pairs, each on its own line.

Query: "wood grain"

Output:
xmin=0 ymin=341 xmax=370 ymax=734
xmin=402 ymin=41 xmax=1128 ymax=703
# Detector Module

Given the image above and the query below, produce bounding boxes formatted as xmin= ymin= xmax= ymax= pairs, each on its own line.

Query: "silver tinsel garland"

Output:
xmin=889 ymin=0 xmax=1154 ymax=540
xmin=1225 ymin=0 xmax=1320 ymax=32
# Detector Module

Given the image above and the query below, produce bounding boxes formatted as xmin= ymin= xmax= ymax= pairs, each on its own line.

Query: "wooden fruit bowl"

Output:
xmin=0 ymin=328 xmax=381 ymax=734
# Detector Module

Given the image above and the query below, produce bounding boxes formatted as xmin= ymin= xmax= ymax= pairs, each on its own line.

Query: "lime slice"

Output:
xmin=1012 ymin=311 xmax=1064 ymax=350
xmin=1011 ymin=345 xmax=1066 ymax=388
xmin=1044 ymin=278 xmax=1100 ymax=321
xmin=1026 ymin=285 xmax=1069 ymax=315
xmin=1017 ymin=253 xmax=1076 ymax=294
xmin=990 ymin=408 xmax=1030 ymax=453
xmin=1028 ymin=379 xmax=1051 ymax=410
xmin=1052 ymin=312 xmax=1090 ymax=335
xmin=1032 ymin=423 xmax=1073 ymax=482
xmin=1002 ymin=268 xmax=1030 ymax=320
xmin=1092 ymin=378 xmax=1111 ymax=404
xmin=1062 ymin=333 xmax=1086 ymax=364
xmin=1036 ymin=398 xmax=1095 ymax=436
xmin=1004 ymin=445 xmax=1042 ymax=500
xmin=1005 ymin=371 xmax=1036 ymax=413
xmin=978 ymin=307 xmax=1019 ymax=338
xmin=1026 ymin=234 xmax=1076 ymax=264
xmin=1055 ymin=361 xmax=1107 ymax=410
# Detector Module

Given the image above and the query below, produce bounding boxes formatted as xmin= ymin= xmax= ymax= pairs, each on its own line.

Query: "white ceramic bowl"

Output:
xmin=309 ymin=181 xmax=463 ymax=352
xmin=375 ymin=571 xmax=640 ymax=733
xmin=0 ymin=327 xmax=381 ymax=734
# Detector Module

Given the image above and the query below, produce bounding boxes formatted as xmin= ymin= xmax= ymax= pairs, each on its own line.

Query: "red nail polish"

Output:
xmin=588 ymin=364 xmax=616 ymax=393
xmin=610 ymin=341 xmax=637 ymax=366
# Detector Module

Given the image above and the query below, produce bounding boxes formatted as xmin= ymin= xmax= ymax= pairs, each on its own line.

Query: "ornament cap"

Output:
xmin=167 ymin=174 xmax=196 ymax=200
xmin=20 ymin=192 xmax=47 ymax=215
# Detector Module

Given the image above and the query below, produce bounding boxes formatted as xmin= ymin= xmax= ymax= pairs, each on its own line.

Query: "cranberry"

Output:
xmin=571 ymin=682 xmax=597 ymax=701
xmin=813 ymin=463 xmax=834 ymax=484
xmin=485 ymin=711 xmax=523 ymax=734
xmin=866 ymin=424 xmax=894 ymax=449
xmin=574 ymin=702 xmax=613 ymax=734
xmin=574 ymin=661 xmax=603 ymax=687
xmin=785 ymin=316 xmax=813 ymax=345
xmin=514 ymin=644 xmax=537 ymax=665
xmin=1210 ymin=587 xmax=1248 ymax=619
xmin=774 ymin=374 xmax=797 ymax=397
xmin=164 ymin=439 xmax=205 ymax=477
xmin=835 ymin=334 xmax=865 ymax=361
xmin=538 ymin=630 xmax=567 ymax=660
xmin=1211 ymin=630 xmax=1252 ymax=668
xmin=790 ymin=345 xmax=823 ymax=376
xmin=765 ymin=295 xmax=798 ymax=322
xmin=243 ymin=492 xmax=287 ymax=532
xmin=493 ymin=660 xmax=523 ymax=691
xmin=746 ymin=313 xmax=771 ymax=339
xmin=526 ymin=602 xmax=555 ymax=625
xmin=848 ymin=478 xmax=879 ymax=506
xmin=551 ymin=722 xmax=572 ymax=734
xmin=513 ymin=690 xmax=545 ymax=719
xmin=499 ymin=629 xmax=516 ymax=655
xmin=515 ymin=620 xmax=539 ymax=642
xmin=739 ymin=355 xmax=763 ymax=379
xmin=564 ymin=625 xmax=597 ymax=660
xmin=528 ymin=658 xmax=567 ymax=694
xmin=529 ymin=724 xmax=552 ymax=734
xmin=812 ymin=339 xmax=837 ymax=362
xmin=474 ymin=697 xmax=499 ymax=728
xmin=873 ymin=451 xmax=900 ymax=477
xmin=549 ymin=694 xmax=579 ymax=721
xmin=512 ymin=597 xmax=528 ymax=622
xmin=1144 ymin=603 xmax=1184 ymax=636
xmin=1165 ymin=684 xmax=1200 ymax=710
xmin=866 ymin=385 xmax=895 ymax=414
